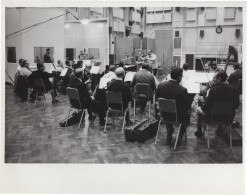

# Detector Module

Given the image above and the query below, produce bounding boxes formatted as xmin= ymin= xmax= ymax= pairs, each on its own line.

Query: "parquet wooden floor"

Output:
xmin=4 ymin=85 xmax=242 ymax=163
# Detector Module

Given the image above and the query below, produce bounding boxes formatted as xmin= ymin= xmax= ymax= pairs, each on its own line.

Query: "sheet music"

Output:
xmin=125 ymin=65 xmax=136 ymax=68
xmin=60 ymin=68 xmax=68 ymax=77
xmin=90 ymin=66 xmax=100 ymax=74
xmin=181 ymin=80 xmax=200 ymax=94
xmin=124 ymin=71 xmax=136 ymax=82
xmin=44 ymin=63 xmax=55 ymax=73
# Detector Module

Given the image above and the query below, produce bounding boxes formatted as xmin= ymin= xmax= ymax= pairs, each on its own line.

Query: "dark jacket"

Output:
xmin=28 ymin=70 xmax=55 ymax=92
xmin=156 ymin=80 xmax=191 ymax=122
xmin=107 ymin=79 xmax=132 ymax=109
xmin=131 ymin=69 xmax=156 ymax=93
xmin=68 ymin=77 xmax=91 ymax=109
xmin=61 ymin=68 xmax=73 ymax=94
xmin=43 ymin=53 xmax=52 ymax=63
xmin=202 ymin=82 xmax=239 ymax=121
xmin=227 ymin=70 xmax=242 ymax=88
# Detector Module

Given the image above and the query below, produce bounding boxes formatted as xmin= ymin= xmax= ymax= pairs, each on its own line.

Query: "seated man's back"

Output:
xmin=107 ymin=79 xmax=132 ymax=109
xmin=157 ymin=80 xmax=190 ymax=121
xmin=227 ymin=63 xmax=242 ymax=88
xmin=131 ymin=64 xmax=156 ymax=93
xmin=203 ymin=82 xmax=239 ymax=119
xmin=69 ymin=77 xmax=89 ymax=108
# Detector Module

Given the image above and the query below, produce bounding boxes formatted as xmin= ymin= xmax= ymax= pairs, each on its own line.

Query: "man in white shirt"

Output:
xmin=99 ymin=65 xmax=116 ymax=89
xmin=19 ymin=60 xmax=32 ymax=78
xmin=146 ymin=50 xmax=158 ymax=76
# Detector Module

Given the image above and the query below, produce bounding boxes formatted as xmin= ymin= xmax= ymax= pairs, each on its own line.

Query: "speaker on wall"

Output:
xmin=109 ymin=26 xmax=112 ymax=34
xmin=126 ymin=29 xmax=130 ymax=37
xmin=200 ymin=30 xmax=204 ymax=38
xmin=175 ymin=31 xmax=179 ymax=37
xmin=109 ymin=54 xmax=116 ymax=65
xmin=235 ymin=29 xmax=240 ymax=39
xmin=139 ymin=32 xmax=143 ymax=38
xmin=175 ymin=7 xmax=180 ymax=12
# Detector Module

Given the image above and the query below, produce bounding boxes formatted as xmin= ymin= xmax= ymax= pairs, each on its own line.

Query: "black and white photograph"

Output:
xmin=0 ymin=1 xmax=246 ymax=194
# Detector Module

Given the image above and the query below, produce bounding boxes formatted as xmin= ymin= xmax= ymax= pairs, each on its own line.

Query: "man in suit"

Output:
xmin=194 ymin=71 xmax=240 ymax=138
xmin=68 ymin=67 xmax=94 ymax=120
xmin=131 ymin=63 xmax=156 ymax=111
xmin=107 ymin=67 xmax=133 ymax=125
xmin=28 ymin=62 xmax=58 ymax=103
xmin=156 ymin=67 xmax=191 ymax=145
xmin=227 ymin=63 xmax=242 ymax=88
xmin=43 ymin=48 xmax=53 ymax=63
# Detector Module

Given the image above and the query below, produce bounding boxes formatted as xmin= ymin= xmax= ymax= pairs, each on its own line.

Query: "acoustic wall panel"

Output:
xmin=155 ymin=30 xmax=173 ymax=69
xmin=115 ymin=37 xmax=133 ymax=63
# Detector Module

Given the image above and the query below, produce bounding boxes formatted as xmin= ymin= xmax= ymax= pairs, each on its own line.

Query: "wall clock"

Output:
xmin=216 ymin=26 xmax=222 ymax=34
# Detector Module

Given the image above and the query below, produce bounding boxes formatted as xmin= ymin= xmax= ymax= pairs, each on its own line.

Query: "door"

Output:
xmin=185 ymin=54 xmax=194 ymax=70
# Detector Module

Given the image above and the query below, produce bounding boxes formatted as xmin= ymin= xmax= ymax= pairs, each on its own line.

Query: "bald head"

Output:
xmin=115 ymin=67 xmax=125 ymax=79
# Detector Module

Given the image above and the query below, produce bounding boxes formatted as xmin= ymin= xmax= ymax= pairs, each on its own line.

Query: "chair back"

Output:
xmin=134 ymin=83 xmax=150 ymax=100
xmin=237 ymin=79 xmax=242 ymax=94
xmin=106 ymin=91 xmax=124 ymax=111
xmin=66 ymin=87 xmax=82 ymax=109
xmin=210 ymin=101 xmax=233 ymax=124
xmin=33 ymin=78 xmax=46 ymax=93
xmin=158 ymin=98 xmax=178 ymax=124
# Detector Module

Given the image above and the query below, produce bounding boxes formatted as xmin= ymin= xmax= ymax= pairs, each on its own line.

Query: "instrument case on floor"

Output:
xmin=59 ymin=111 xmax=83 ymax=127
xmin=124 ymin=118 xmax=159 ymax=143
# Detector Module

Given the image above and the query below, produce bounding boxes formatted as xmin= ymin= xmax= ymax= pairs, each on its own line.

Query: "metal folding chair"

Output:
xmin=33 ymin=78 xmax=53 ymax=108
xmin=66 ymin=87 xmax=87 ymax=130
xmin=104 ymin=91 xmax=129 ymax=134
xmin=154 ymin=98 xmax=187 ymax=151
xmin=133 ymin=83 xmax=152 ymax=119
xmin=204 ymin=101 xmax=233 ymax=150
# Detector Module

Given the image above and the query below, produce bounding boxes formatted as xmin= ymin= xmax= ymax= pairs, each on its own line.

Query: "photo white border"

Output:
xmin=0 ymin=0 xmax=246 ymax=194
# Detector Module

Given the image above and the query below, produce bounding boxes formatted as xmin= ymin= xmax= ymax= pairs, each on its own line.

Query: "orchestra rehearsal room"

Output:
xmin=4 ymin=7 xmax=243 ymax=163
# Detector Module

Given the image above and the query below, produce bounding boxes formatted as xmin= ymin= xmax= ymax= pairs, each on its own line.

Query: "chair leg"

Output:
xmin=65 ymin=107 xmax=72 ymax=127
xmin=229 ymin=125 xmax=232 ymax=151
xmin=122 ymin=110 xmax=128 ymax=135
xmin=148 ymin=101 xmax=151 ymax=120
xmin=154 ymin=120 xmax=161 ymax=146
xmin=78 ymin=110 xmax=85 ymax=130
xmin=207 ymin=124 xmax=210 ymax=149
xmin=104 ymin=110 xmax=109 ymax=133
xmin=174 ymin=123 xmax=182 ymax=151
xmin=134 ymin=99 xmax=136 ymax=117
xmin=43 ymin=94 xmax=46 ymax=108
xmin=34 ymin=93 xmax=38 ymax=107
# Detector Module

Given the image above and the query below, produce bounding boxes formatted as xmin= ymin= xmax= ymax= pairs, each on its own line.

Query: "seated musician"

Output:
xmin=61 ymin=60 xmax=73 ymax=94
xmin=68 ymin=66 xmax=94 ymax=120
xmin=194 ymin=71 xmax=240 ymax=139
xmin=28 ymin=62 xmax=58 ymax=103
xmin=56 ymin=60 xmax=64 ymax=72
xmin=16 ymin=60 xmax=32 ymax=101
xmin=227 ymin=63 xmax=242 ymax=88
xmin=19 ymin=60 xmax=32 ymax=78
xmin=156 ymin=67 xmax=191 ymax=145
xmin=107 ymin=67 xmax=133 ymax=126
xmin=131 ymin=63 xmax=156 ymax=112
xmin=103 ymin=65 xmax=116 ymax=80
xmin=78 ymin=50 xmax=88 ymax=60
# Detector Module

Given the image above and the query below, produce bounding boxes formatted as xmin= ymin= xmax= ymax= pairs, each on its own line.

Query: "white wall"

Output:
xmin=64 ymin=20 xmax=109 ymax=70
xmin=5 ymin=8 xmax=23 ymax=83
xmin=5 ymin=8 xmax=65 ymax=82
